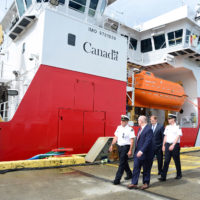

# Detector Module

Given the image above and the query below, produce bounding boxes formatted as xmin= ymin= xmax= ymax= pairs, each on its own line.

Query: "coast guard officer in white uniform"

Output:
xmin=159 ymin=114 xmax=182 ymax=181
xmin=109 ymin=115 xmax=135 ymax=185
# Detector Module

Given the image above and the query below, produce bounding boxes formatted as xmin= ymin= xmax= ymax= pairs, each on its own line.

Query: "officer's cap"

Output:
xmin=121 ymin=115 xmax=129 ymax=121
xmin=168 ymin=114 xmax=176 ymax=119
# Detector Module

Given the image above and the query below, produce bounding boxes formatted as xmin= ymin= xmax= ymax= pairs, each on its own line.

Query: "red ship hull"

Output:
xmin=0 ymin=65 xmax=126 ymax=161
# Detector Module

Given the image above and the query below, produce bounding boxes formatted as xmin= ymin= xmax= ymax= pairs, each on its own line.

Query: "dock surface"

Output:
xmin=0 ymin=150 xmax=200 ymax=200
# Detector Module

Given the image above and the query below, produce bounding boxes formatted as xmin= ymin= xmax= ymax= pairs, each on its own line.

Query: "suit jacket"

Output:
xmin=152 ymin=123 xmax=164 ymax=150
xmin=134 ymin=124 xmax=154 ymax=161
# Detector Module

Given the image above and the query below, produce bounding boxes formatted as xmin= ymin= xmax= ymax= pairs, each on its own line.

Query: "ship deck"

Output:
xmin=0 ymin=150 xmax=200 ymax=200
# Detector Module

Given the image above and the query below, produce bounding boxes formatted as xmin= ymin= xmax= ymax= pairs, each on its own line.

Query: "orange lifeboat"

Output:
xmin=128 ymin=71 xmax=187 ymax=111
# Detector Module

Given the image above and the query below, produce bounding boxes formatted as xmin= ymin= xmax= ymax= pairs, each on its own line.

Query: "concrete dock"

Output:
xmin=0 ymin=150 xmax=200 ymax=200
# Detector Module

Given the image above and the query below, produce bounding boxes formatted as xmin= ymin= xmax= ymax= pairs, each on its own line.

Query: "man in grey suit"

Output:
xmin=150 ymin=115 xmax=165 ymax=175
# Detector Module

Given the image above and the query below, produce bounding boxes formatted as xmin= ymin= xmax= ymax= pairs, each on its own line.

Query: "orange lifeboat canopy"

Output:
xmin=128 ymin=71 xmax=187 ymax=112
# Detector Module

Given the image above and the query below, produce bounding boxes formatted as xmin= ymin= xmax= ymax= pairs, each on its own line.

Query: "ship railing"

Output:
xmin=126 ymin=73 xmax=135 ymax=106
xmin=183 ymin=43 xmax=200 ymax=53
xmin=180 ymin=115 xmax=197 ymax=128
xmin=0 ymin=101 xmax=8 ymax=122
xmin=0 ymin=98 xmax=19 ymax=122
xmin=182 ymin=34 xmax=200 ymax=54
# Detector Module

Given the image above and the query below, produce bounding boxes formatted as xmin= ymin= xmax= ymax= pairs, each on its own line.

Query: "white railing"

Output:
xmin=180 ymin=115 xmax=197 ymax=128
xmin=0 ymin=101 xmax=8 ymax=121
xmin=0 ymin=98 xmax=19 ymax=122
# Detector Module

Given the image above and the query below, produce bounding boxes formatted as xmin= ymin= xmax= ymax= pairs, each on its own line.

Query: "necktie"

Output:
xmin=137 ymin=129 xmax=142 ymax=139
xmin=136 ymin=128 xmax=142 ymax=146
xmin=152 ymin=125 xmax=154 ymax=132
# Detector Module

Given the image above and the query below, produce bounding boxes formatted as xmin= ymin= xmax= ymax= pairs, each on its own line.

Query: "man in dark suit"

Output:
xmin=127 ymin=115 xmax=154 ymax=190
xmin=150 ymin=115 xmax=165 ymax=175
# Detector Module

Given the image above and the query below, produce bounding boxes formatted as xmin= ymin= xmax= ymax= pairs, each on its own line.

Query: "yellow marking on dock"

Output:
xmin=106 ymin=150 xmax=200 ymax=175
xmin=151 ymin=154 xmax=200 ymax=175
xmin=106 ymin=163 xmax=119 ymax=168
xmin=59 ymin=168 xmax=75 ymax=174
xmin=180 ymin=146 xmax=200 ymax=153
xmin=0 ymin=155 xmax=85 ymax=171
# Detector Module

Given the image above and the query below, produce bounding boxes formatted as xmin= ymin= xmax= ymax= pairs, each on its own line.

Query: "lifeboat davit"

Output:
xmin=128 ymin=71 xmax=187 ymax=111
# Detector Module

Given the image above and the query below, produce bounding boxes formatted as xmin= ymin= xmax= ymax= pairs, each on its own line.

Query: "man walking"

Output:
xmin=109 ymin=115 xmax=135 ymax=185
xmin=158 ymin=114 xmax=182 ymax=181
xmin=128 ymin=115 xmax=154 ymax=190
xmin=150 ymin=115 xmax=165 ymax=175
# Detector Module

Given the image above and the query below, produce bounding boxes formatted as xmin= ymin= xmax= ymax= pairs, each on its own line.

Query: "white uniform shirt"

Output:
xmin=114 ymin=125 xmax=135 ymax=146
xmin=164 ymin=123 xmax=182 ymax=143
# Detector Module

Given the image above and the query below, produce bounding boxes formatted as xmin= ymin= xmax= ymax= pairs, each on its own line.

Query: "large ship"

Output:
xmin=0 ymin=0 xmax=200 ymax=161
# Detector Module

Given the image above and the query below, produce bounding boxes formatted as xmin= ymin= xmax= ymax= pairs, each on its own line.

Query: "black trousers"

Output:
xmin=115 ymin=145 xmax=132 ymax=181
xmin=154 ymin=147 xmax=163 ymax=174
xmin=162 ymin=143 xmax=182 ymax=179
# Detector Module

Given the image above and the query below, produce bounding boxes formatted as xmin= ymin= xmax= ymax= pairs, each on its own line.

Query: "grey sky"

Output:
xmin=0 ymin=0 xmax=199 ymax=25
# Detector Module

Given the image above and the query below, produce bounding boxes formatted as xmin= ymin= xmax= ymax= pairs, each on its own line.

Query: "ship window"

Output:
xmin=69 ymin=0 xmax=86 ymax=13
xmin=100 ymin=0 xmax=107 ymax=15
xmin=145 ymin=72 xmax=151 ymax=76
xmin=58 ymin=0 xmax=65 ymax=4
xmin=25 ymin=0 xmax=32 ymax=9
xmin=167 ymin=29 xmax=183 ymax=46
xmin=141 ymin=38 xmax=152 ymax=53
xmin=16 ymin=0 xmax=26 ymax=16
xmin=153 ymin=34 xmax=166 ymax=50
xmin=129 ymin=37 xmax=137 ymax=50
xmin=89 ymin=0 xmax=99 ymax=17
xmin=185 ymin=29 xmax=191 ymax=44
xmin=68 ymin=33 xmax=76 ymax=46
xmin=13 ymin=26 xmax=23 ymax=34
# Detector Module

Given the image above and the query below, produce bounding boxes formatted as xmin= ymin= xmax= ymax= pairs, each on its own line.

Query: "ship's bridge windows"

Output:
xmin=100 ymin=0 xmax=107 ymax=15
xmin=153 ymin=34 xmax=166 ymax=50
xmin=25 ymin=0 xmax=32 ymax=8
xmin=16 ymin=0 xmax=26 ymax=16
xmin=167 ymin=29 xmax=183 ymax=46
xmin=69 ymin=0 xmax=87 ymax=13
xmin=16 ymin=0 xmax=33 ymax=17
xmin=89 ymin=0 xmax=99 ymax=17
xmin=129 ymin=37 xmax=137 ymax=50
xmin=185 ymin=29 xmax=191 ymax=44
xmin=141 ymin=38 xmax=152 ymax=53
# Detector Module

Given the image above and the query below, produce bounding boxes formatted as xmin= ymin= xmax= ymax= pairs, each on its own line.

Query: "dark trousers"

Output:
xmin=131 ymin=156 xmax=152 ymax=185
xmin=162 ymin=143 xmax=182 ymax=179
xmin=154 ymin=147 xmax=163 ymax=174
xmin=115 ymin=145 xmax=132 ymax=181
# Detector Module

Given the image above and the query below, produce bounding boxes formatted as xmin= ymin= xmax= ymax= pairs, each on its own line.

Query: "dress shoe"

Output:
xmin=124 ymin=175 xmax=132 ymax=180
xmin=175 ymin=175 xmax=182 ymax=179
xmin=158 ymin=177 xmax=166 ymax=181
xmin=140 ymin=183 xmax=149 ymax=190
xmin=127 ymin=184 xmax=138 ymax=189
xmin=113 ymin=180 xmax=120 ymax=185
